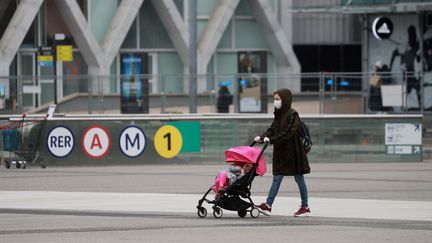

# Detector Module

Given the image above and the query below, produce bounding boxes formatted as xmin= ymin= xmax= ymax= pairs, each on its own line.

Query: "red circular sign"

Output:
xmin=81 ymin=125 xmax=111 ymax=159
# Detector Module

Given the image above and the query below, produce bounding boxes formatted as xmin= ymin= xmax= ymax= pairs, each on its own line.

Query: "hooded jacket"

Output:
xmin=262 ymin=88 xmax=310 ymax=175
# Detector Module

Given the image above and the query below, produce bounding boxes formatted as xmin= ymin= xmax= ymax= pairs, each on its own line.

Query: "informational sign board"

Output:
xmin=167 ymin=121 xmax=200 ymax=152
xmin=37 ymin=46 xmax=54 ymax=67
xmin=56 ymin=45 xmax=73 ymax=62
xmin=381 ymin=85 xmax=403 ymax=107
xmin=37 ymin=55 xmax=54 ymax=67
xmin=372 ymin=16 xmax=393 ymax=40
xmin=385 ymin=123 xmax=422 ymax=155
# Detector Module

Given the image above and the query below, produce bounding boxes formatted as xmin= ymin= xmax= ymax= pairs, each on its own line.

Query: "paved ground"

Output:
xmin=1 ymin=161 xmax=432 ymax=242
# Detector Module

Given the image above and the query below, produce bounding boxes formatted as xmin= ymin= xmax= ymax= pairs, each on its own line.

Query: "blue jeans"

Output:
xmin=265 ymin=175 xmax=308 ymax=208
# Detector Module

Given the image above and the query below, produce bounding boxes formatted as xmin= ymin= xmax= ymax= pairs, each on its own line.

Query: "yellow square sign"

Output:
xmin=56 ymin=45 xmax=73 ymax=62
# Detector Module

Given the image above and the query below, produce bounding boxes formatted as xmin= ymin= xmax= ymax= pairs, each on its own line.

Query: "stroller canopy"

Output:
xmin=225 ymin=146 xmax=266 ymax=176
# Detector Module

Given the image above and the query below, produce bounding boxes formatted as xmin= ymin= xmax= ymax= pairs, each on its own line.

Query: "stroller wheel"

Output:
xmin=197 ymin=207 xmax=207 ymax=218
xmin=250 ymin=208 xmax=260 ymax=218
xmin=21 ymin=162 xmax=27 ymax=169
xmin=16 ymin=162 xmax=21 ymax=169
xmin=237 ymin=209 xmax=247 ymax=218
xmin=213 ymin=207 xmax=223 ymax=218
xmin=5 ymin=162 xmax=10 ymax=169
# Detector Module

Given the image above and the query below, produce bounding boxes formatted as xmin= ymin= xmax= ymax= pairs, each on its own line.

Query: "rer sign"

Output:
xmin=47 ymin=126 xmax=75 ymax=158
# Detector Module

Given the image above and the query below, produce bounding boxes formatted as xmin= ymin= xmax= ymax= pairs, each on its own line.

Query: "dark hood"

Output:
xmin=274 ymin=88 xmax=292 ymax=112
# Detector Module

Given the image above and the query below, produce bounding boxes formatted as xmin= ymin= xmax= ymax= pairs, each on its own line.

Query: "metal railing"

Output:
xmin=0 ymin=71 xmax=431 ymax=115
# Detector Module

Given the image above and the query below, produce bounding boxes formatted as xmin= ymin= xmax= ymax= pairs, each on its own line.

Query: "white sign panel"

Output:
xmin=385 ymin=123 xmax=422 ymax=145
xmin=119 ymin=126 xmax=146 ymax=157
xmin=47 ymin=126 xmax=74 ymax=158
xmin=381 ymin=85 xmax=403 ymax=107
xmin=82 ymin=125 xmax=111 ymax=159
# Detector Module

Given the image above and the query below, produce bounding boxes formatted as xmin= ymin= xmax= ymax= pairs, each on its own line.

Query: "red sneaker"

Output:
xmin=255 ymin=203 xmax=271 ymax=216
xmin=294 ymin=207 xmax=311 ymax=217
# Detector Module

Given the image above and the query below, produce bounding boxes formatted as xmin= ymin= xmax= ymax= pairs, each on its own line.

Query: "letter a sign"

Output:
xmin=119 ymin=126 xmax=146 ymax=157
xmin=82 ymin=125 xmax=111 ymax=159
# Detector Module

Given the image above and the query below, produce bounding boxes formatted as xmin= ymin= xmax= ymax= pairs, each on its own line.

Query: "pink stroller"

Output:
xmin=196 ymin=142 xmax=268 ymax=218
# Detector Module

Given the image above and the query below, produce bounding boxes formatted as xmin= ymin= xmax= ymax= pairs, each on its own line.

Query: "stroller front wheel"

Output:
xmin=250 ymin=208 xmax=260 ymax=218
xmin=197 ymin=207 xmax=207 ymax=218
xmin=213 ymin=207 xmax=223 ymax=218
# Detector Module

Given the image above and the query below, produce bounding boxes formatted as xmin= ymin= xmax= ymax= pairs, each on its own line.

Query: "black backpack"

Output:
xmin=299 ymin=120 xmax=312 ymax=153
xmin=294 ymin=112 xmax=312 ymax=153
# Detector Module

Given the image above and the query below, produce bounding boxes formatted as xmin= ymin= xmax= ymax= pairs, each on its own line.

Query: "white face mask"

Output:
xmin=274 ymin=100 xmax=282 ymax=109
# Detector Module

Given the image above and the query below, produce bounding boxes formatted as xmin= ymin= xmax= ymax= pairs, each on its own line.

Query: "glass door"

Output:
xmin=17 ymin=52 xmax=38 ymax=110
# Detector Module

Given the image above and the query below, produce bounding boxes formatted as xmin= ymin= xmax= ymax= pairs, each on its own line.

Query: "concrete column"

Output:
xmin=102 ymin=0 xmax=144 ymax=65
xmin=54 ymin=0 xmax=103 ymax=68
xmin=196 ymin=0 xmax=240 ymax=92
xmin=197 ymin=0 xmax=240 ymax=75
xmin=0 ymin=0 xmax=43 ymax=98
xmin=250 ymin=0 xmax=301 ymax=92
xmin=56 ymin=0 xmax=142 ymax=94
xmin=151 ymin=0 xmax=189 ymax=66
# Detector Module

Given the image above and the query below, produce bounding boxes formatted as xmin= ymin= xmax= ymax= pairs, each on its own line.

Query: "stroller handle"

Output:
xmin=250 ymin=140 xmax=269 ymax=148
xmin=249 ymin=141 xmax=269 ymax=164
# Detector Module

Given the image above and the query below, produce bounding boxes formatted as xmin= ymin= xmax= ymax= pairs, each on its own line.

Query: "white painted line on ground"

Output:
xmin=1 ymin=191 xmax=431 ymax=221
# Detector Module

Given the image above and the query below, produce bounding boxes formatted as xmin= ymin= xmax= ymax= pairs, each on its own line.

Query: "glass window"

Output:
xmin=158 ymin=52 xmax=183 ymax=93
xmin=217 ymin=21 xmax=232 ymax=49
xmin=216 ymin=53 xmax=236 ymax=74
xmin=234 ymin=20 xmax=267 ymax=48
xmin=139 ymin=1 xmax=174 ymax=49
xmin=197 ymin=1 xmax=218 ymax=16
xmin=121 ymin=18 xmax=137 ymax=49
xmin=62 ymin=52 xmax=88 ymax=95
xmin=197 ymin=20 xmax=207 ymax=42
xmin=90 ymin=0 xmax=119 ymax=43
xmin=43 ymin=0 xmax=75 ymax=47
xmin=234 ymin=0 xmax=252 ymax=16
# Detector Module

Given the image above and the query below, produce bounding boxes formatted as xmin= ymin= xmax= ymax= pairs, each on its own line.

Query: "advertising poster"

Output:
xmin=121 ymin=54 xmax=148 ymax=113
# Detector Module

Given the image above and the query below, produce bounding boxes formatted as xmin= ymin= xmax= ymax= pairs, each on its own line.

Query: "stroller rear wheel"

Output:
xmin=237 ymin=209 xmax=247 ymax=218
xmin=213 ymin=207 xmax=223 ymax=218
xmin=197 ymin=207 xmax=207 ymax=218
xmin=5 ymin=161 xmax=10 ymax=169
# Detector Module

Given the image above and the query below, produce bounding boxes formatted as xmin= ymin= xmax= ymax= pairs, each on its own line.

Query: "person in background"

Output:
xmin=217 ymin=85 xmax=233 ymax=113
xmin=254 ymin=88 xmax=311 ymax=217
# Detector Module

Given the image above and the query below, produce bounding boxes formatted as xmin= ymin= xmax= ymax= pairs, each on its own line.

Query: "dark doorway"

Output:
xmin=294 ymin=44 xmax=362 ymax=91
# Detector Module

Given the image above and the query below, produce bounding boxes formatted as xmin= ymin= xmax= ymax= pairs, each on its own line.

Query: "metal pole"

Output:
xmin=53 ymin=42 xmax=57 ymax=105
xmin=88 ymin=76 xmax=93 ymax=114
xmin=17 ymin=75 xmax=23 ymax=114
xmin=188 ymin=0 xmax=197 ymax=113
xmin=319 ymin=72 xmax=324 ymax=114
xmin=161 ymin=74 xmax=166 ymax=113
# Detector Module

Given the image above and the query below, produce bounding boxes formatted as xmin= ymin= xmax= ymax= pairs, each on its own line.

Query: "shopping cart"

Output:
xmin=1 ymin=114 xmax=46 ymax=169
